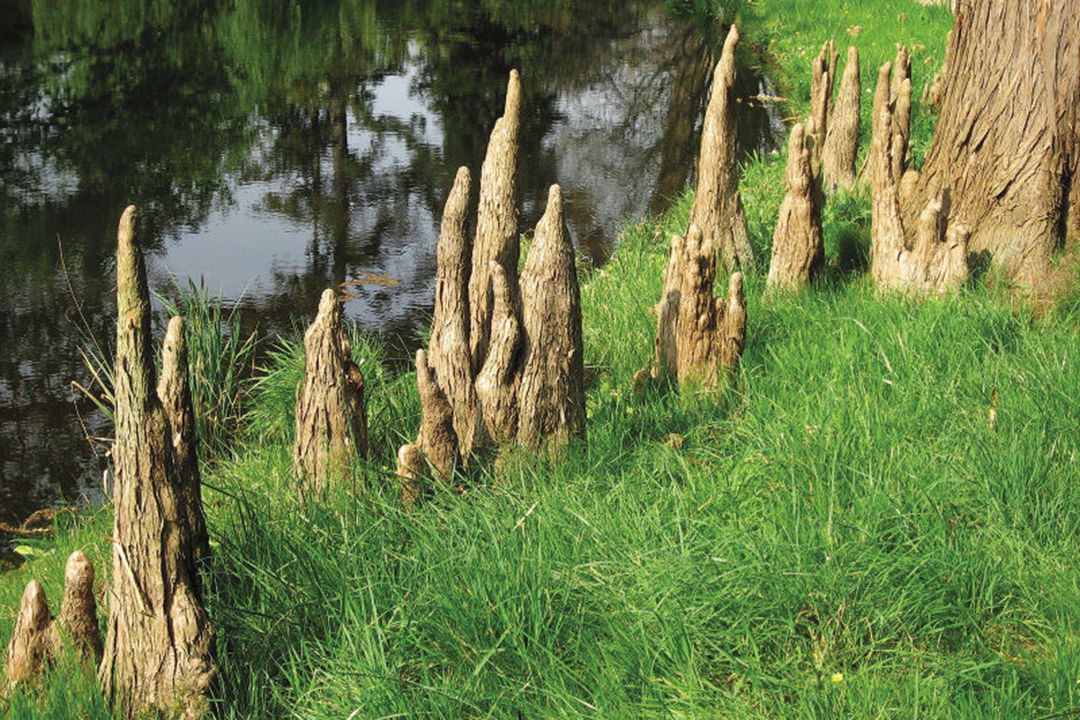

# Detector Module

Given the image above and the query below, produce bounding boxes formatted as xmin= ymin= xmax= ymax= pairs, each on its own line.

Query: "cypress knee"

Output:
xmin=101 ymin=205 xmax=215 ymax=719
xmin=822 ymin=47 xmax=860 ymax=190
xmin=469 ymin=70 xmax=522 ymax=371
xmin=869 ymin=69 xmax=968 ymax=293
xmin=517 ymin=186 xmax=585 ymax=449
xmin=687 ymin=24 xmax=754 ymax=269
xmin=4 ymin=581 xmax=53 ymax=690
xmin=293 ymin=288 xmax=368 ymax=496
xmin=767 ymin=123 xmax=824 ymax=291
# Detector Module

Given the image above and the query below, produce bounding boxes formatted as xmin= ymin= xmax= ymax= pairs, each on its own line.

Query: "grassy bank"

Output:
xmin=4 ymin=1 xmax=1080 ymax=718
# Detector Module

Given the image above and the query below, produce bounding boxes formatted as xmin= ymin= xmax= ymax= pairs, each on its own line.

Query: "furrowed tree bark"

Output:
xmin=59 ymin=551 xmax=102 ymax=663
xmin=3 ymin=552 xmax=103 ymax=691
xmin=474 ymin=263 xmax=522 ymax=445
xmin=101 ymin=206 xmax=215 ymax=720
xmin=397 ymin=349 xmax=457 ymax=487
xmin=768 ymin=123 xmax=824 ymax=291
xmin=158 ymin=317 xmax=209 ymax=566
xmin=517 ymin=185 xmax=585 ymax=449
xmin=469 ymin=70 xmax=522 ymax=371
xmin=398 ymin=78 xmax=587 ymax=502
xmin=822 ymin=46 xmax=860 ymax=190
xmin=871 ymin=67 xmax=969 ymax=293
xmin=688 ymin=25 xmax=754 ymax=269
xmin=906 ymin=0 xmax=1080 ymax=288
xmin=293 ymin=288 xmax=368 ymax=496
xmin=427 ymin=166 xmax=481 ymax=457
xmin=4 ymin=581 xmax=52 ymax=691
xmin=809 ymin=40 xmax=839 ymax=176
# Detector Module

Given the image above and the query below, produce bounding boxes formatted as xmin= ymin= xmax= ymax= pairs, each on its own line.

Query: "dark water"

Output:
xmin=0 ymin=0 xmax=782 ymax=528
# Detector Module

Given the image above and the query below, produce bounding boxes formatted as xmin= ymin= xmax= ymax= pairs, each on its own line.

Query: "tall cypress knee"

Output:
xmin=293 ymin=288 xmax=368 ymax=496
xmin=101 ymin=205 xmax=216 ymax=719
xmin=517 ymin=185 xmax=585 ymax=449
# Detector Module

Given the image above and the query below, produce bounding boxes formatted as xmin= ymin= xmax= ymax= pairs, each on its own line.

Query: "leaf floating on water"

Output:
xmin=339 ymin=271 xmax=401 ymax=298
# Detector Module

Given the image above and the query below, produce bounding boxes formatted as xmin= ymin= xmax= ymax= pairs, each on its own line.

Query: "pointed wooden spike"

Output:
xmin=158 ymin=317 xmax=209 ymax=564
xmin=469 ymin=70 xmax=523 ymax=372
xmin=687 ymin=24 xmax=754 ymax=268
xmin=293 ymin=289 xmax=368 ymax=495
xmin=768 ymin=123 xmax=824 ymax=291
xmin=429 ymin=166 xmax=481 ymax=456
xmin=517 ymin=185 xmax=586 ymax=449
xmin=823 ymin=46 xmax=861 ymax=189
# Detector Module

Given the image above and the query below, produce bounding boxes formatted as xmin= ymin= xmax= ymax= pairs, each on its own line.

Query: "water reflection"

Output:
xmin=0 ymin=0 xmax=782 ymax=526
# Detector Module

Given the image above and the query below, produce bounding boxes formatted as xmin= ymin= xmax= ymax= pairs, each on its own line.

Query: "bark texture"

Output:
xmin=517 ymin=186 xmax=586 ymax=448
xmin=871 ymin=67 xmax=969 ymax=293
xmin=101 ymin=205 xmax=215 ymax=720
xmin=688 ymin=25 xmax=754 ymax=269
xmin=822 ymin=46 xmax=861 ymax=190
xmin=639 ymin=227 xmax=747 ymax=388
xmin=469 ymin=70 xmax=522 ymax=371
xmin=59 ymin=551 xmax=103 ymax=663
xmin=399 ymin=170 xmax=586 ymax=494
xmin=3 ymin=552 xmax=103 ymax=691
xmin=906 ymin=0 xmax=1080 ymax=285
xmin=293 ymin=288 xmax=368 ymax=496
xmin=809 ymin=40 xmax=839 ymax=176
xmin=4 ymin=581 xmax=52 ymax=690
xmin=427 ymin=166 xmax=480 ymax=457
xmin=635 ymin=26 xmax=749 ymax=392
xmin=768 ymin=123 xmax=824 ymax=291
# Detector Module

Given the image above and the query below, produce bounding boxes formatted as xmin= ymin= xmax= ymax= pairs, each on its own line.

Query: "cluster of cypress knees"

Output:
xmin=4 ymin=25 xmax=963 ymax=719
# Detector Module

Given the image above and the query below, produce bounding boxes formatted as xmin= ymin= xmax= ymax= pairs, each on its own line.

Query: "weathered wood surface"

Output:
xmin=768 ymin=123 xmax=824 ymax=291
xmin=101 ymin=205 xmax=215 ymax=720
xmin=293 ymin=288 xmax=368 ymax=496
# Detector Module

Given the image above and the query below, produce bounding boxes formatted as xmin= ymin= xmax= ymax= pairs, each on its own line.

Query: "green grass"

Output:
xmin=5 ymin=1 xmax=1080 ymax=718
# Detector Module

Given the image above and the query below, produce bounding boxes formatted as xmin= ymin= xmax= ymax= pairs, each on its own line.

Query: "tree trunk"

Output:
xmin=688 ymin=25 xmax=755 ymax=269
xmin=768 ymin=123 xmax=824 ymax=291
xmin=822 ymin=47 xmax=861 ymax=190
xmin=293 ymin=288 xmax=368 ymax=497
xmin=906 ymin=0 xmax=1080 ymax=287
xmin=101 ymin=206 xmax=216 ymax=720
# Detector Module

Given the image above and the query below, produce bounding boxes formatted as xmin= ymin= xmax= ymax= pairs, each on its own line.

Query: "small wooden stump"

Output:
xmin=687 ymin=25 xmax=754 ymax=269
xmin=869 ymin=66 xmax=969 ymax=293
xmin=4 ymin=552 xmax=103 ymax=691
xmin=822 ymin=46 xmax=861 ymax=190
xmin=767 ymin=123 xmax=824 ymax=291
xmin=293 ymin=288 xmax=368 ymax=496
xmin=101 ymin=206 xmax=215 ymax=719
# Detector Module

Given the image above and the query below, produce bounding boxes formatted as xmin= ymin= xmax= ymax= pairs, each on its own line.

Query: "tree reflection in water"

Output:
xmin=0 ymin=0 xmax=781 ymax=527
